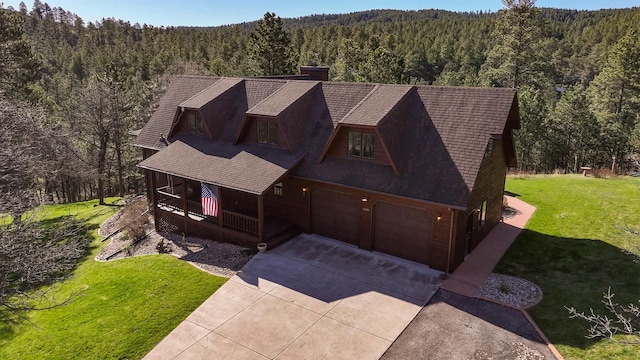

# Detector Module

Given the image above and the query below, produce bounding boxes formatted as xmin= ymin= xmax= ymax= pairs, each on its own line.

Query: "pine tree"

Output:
xmin=587 ymin=29 xmax=640 ymax=169
xmin=0 ymin=7 xmax=40 ymax=98
xmin=248 ymin=12 xmax=296 ymax=76
xmin=479 ymin=0 xmax=549 ymax=89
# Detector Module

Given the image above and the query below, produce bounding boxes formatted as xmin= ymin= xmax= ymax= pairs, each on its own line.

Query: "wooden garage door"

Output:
xmin=374 ymin=202 xmax=431 ymax=264
xmin=311 ymin=188 xmax=359 ymax=246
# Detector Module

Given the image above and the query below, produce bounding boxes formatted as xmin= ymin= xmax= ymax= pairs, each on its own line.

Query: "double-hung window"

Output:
xmin=188 ymin=113 xmax=204 ymax=134
xmin=257 ymin=120 xmax=278 ymax=145
xmin=348 ymin=131 xmax=375 ymax=159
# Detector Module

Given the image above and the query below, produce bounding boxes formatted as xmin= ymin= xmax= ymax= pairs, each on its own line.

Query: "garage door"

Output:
xmin=374 ymin=202 xmax=431 ymax=264
xmin=311 ymin=188 xmax=359 ymax=246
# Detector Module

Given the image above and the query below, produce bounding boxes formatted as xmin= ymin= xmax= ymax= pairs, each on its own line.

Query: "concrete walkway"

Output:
xmin=144 ymin=234 xmax=444 ymax=360
xmin=441 ymin=195 xmax=536 ymax=296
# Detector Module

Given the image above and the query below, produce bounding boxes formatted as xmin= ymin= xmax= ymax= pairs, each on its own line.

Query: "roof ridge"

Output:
xmin=338 ymin=84 xmax=381 ymax=124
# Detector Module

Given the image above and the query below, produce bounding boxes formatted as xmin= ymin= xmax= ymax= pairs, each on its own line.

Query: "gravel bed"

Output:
xmin=96 ymin=207 xmax=255 ymax=277
xmin=477 ymin=273 xmax=543 ymax=309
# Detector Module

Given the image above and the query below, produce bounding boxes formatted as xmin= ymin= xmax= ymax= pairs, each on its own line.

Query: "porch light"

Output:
xmin=361 ymin=197 xmax=368 ymax=202
xmin=302 ymin=187 xmax=309 ymax=195
xmin=437 ymin=214 xmax=442 ymax=221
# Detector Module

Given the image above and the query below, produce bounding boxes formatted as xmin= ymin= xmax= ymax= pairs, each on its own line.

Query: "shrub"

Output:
xmin=120 ymin=197 xmax=149 ymax=242
xmin=156 ymin=239 xmax=172 ymax=253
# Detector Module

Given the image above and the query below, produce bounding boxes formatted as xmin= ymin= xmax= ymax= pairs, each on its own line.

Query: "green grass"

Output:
xmin=0 ymin=198 xmax=227 ymax=360
xmin=498 ymin=175 xmax=640 ymax=360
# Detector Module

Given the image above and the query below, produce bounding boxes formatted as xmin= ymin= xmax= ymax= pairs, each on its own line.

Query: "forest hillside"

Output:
xmin=1 ymin=1 xmax=639 ymax=204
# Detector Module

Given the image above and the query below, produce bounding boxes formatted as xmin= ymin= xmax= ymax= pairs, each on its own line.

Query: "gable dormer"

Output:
xmin=170 ymin=77 xmax=244 ymax=140
xmin=234 ymin=80 xmax=320 ymax=153
xmin=318 ymin=85 xmax=414 ymax=176
xmin=173 ymin=110 xmax=208 ymax=136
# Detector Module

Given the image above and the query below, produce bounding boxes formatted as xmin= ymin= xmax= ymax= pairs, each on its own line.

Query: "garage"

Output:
xmin=374 ymin=201 xmax=432 ymax=264
xmin=311 ymin=188 xmax=359 ymax=246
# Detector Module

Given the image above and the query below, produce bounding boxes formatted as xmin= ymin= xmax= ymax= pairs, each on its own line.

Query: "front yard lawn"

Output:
xmin=0 ymin=199 xmax=226 ymax=360
xmin=498 ymin=175 xmax=640 ymax=360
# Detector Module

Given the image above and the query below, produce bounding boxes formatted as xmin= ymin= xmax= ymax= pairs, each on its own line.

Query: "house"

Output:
xmin=133 ymin=68 xmax=520 ymax=273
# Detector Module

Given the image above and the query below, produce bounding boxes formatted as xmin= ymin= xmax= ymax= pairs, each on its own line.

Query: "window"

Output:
xmin=274 ymin=182 xmax=283 ymax=196
xmin=478 ymin=200 xmax=487 ymax=226
xmin=188 ymin=113 xmax=204 ymax=134
xmin=348 ymin=131 xmax=375 ymax=159
xmin=257 ymin=120 xmax=278 ymax=145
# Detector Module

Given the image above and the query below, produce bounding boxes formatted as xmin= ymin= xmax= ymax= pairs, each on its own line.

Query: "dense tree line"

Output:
xmin=1 ymin=1 xmax=639 ymax=207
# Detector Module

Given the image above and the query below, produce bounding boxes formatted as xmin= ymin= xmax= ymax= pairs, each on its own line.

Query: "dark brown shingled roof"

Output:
xmin=179 ymin=77 xmax=243 ymax=109
xmin=339 ymin=84 xmax=413 ymax=126
xmin=138 ymin=134 xmax=303 ymax=195
xmin=133 ymin=76 xmax=219 ymax=150
xmin=247 ymin=81 xmax=320 ymax=117
xmin=134 ymin=76 xmax=518 ymax=209
xmin=321 ymin=82 xmax=376 ymax=127
xmin=244 ymin=79 xmax=287 ymax=109
xmin=416 ymin=86 xmax=516 ymax=191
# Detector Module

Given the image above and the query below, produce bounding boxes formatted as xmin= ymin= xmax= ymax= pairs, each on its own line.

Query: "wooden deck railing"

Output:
xmin=156 ymin=189 xmax=182 ymax=213
xmin=223 ymin=210 xmax=258 ymax=235
xmin=185 ymin=199 xmax=219 ymax=222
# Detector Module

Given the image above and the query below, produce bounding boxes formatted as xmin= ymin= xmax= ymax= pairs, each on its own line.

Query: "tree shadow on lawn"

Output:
xmin=494 ymin=228 xmax=640 ymax=351
xmin=0 ymin=216 xmax=97 ymax=329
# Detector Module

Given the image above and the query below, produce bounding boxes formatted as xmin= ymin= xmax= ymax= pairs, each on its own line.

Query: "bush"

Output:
xmin=120 ymin=197 xmax=149 ymax=242
xmin=156 ymin=239 xmax=172 ymax=254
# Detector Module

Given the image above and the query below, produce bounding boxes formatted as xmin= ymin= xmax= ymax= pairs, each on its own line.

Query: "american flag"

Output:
xmin=201 ymin=183 xmax=219 ymax=217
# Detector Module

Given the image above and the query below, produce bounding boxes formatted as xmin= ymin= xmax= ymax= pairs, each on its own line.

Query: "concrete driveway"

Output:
xmin=144 ymin=233 xmax=444 ymax=360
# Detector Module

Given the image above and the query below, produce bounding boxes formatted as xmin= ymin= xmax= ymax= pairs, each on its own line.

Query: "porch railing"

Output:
xmin=186 ymin=199 xmax=218 ymax=223
xmin=223 ymin=210 xmax=259 ymax=235
xmin=156 ymin=189 xmax=182 ymax=213
xmin=157 ymin=190 xmax=257 ymax=235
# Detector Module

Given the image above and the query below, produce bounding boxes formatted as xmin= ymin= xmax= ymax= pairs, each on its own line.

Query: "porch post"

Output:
xmin=182 ymin=178 xmax=188 ymax=233
xmin=151 ymin=171 xmax=158 ymax=232
xmin=258 ymin=194 xmax=264 ymax=242
xmin=218 ymin=187 xmax=224 ymax=227
xmin=181 ymin=179 xmax=188 ymax=217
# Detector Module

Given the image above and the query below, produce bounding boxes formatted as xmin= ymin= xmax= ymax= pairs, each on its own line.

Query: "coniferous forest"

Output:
xmin=1 ymin=0 xmax=639 ymax=206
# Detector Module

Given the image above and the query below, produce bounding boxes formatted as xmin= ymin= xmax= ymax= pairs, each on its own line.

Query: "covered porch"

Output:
xmin=138 ymin=138 xmax=305 ymax=248
xmin=150 ymin=172 xmax=300 ymax=247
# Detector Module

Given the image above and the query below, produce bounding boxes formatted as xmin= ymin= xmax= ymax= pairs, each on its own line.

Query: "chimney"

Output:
xmin=300 ymin=64 xmax=330 ymax=81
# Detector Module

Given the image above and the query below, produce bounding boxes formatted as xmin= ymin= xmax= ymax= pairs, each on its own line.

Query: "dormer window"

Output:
xmin=348 ymin=131 xmax=375 ymax=159
xmin=188 ymin=113 xmax=204 ymax=134
xmin=257 ymin=120 xmax=278 ymax=145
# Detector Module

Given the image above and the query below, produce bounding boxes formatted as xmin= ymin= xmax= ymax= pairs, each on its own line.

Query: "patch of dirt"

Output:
xmin=96 ymin=200 xmax=255 ymax=277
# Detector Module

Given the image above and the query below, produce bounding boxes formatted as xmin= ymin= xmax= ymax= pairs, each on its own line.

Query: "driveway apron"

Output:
xmin=144 ymin=234 xmax=444 ymax=360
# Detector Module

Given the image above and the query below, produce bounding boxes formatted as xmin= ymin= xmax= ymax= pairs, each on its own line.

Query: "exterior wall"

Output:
xmin=142 ymin=149 xmax=157 ymax=207
xmin=456 ymin=138 xmax=508 ymax=266
xmin=325 ymin=127 xmax=392 ymax=166
xmin=263 ymin=177 xmax=309 ymax=230
xmin=222 ymin=187 xmax=258 ymax=215
xmin=450 ymin=208 xmax=469 ymax=271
